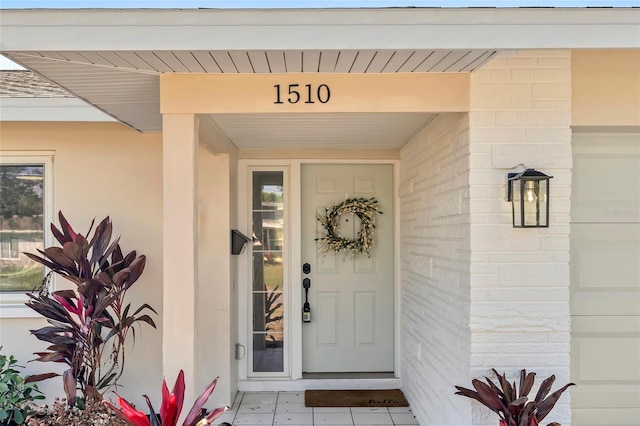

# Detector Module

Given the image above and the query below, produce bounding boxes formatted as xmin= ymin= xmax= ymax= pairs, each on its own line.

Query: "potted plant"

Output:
xmin=455 ymin=369 xmax=574 ymax=426
xmin=105 ymin=370 xmax=230 ymax=426
xmin=24 ymin=212 xmax=157 ymax=407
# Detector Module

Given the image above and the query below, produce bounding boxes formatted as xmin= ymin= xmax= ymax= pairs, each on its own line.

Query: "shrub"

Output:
xmin=0 ymin=348 xmax=46 ymax=425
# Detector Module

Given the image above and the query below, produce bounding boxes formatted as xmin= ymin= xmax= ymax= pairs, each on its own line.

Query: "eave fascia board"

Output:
xmin=1 ymin=8 xmax=639 ymax=51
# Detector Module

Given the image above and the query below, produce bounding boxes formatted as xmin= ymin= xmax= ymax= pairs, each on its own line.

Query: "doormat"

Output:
xmin=305 ymin=389 xmax=409 ymax=407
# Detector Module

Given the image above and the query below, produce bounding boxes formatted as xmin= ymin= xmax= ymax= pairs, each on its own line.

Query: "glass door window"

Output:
xmin=251 ymin=171 xmax=285 ymax=374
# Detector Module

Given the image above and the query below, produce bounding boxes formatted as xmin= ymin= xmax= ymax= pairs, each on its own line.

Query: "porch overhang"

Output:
xmin=1 ymin=7 xmax=639 ymax=134
xmin=2 ymin=8 xmax=639 ymax=51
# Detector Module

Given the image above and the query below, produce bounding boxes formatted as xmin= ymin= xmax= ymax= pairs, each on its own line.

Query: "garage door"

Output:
xmin=571 ymin=133 xmax=640 ymax=425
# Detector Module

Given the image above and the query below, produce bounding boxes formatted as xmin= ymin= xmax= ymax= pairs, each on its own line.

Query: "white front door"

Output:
xmin=301 ymin=164 xmax=394 ymax=373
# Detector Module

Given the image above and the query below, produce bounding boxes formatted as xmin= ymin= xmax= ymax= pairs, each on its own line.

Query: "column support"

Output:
xmin=162 ymin=113 xmax=198 ymax=404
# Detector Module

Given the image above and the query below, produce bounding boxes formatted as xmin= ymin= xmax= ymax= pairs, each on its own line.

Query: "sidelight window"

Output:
xmin=250 ymin=171 xmax=286 ymax=374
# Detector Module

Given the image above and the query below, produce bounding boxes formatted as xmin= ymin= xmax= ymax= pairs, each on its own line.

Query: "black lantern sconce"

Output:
xmin=506 ymin=168 xmax=553 ymax=228
xmin=231 ymin=229 xmax=252 ymax=255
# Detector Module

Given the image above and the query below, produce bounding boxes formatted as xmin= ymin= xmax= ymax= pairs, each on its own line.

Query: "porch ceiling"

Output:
xmin=209 ymin=112 xmax=436 ymax=150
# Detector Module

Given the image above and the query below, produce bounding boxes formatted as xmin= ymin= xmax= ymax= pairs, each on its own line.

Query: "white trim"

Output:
xmin=2 ymin=8 xmax=639 ymax=50
xmin=237 ymin=158 xmax=401 ymax=391
xmin=238 ymin=377 xmax=402 ymax=392
xmin=393 ymin=159 xmax=401 ymax=377
xmin=0 ymin=98 xmax=115 ymax=122
xmin=237 ymin=160 xmax=249 ymax=381
xmin=0 ymin=152 xmax=54 ymax=318
xmin=289 ymin=160 xmax=303 ymax=380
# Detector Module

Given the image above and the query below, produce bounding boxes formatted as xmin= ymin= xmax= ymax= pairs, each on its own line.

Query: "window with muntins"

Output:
xmin=251 ymin=171 xmax=285 ymax=374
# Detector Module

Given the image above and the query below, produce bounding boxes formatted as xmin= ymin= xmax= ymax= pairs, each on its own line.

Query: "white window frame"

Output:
xmin=0 ymin=152 xmax=54 ymax=318
xmin=238 ymin=161 xmax=291 ymax=379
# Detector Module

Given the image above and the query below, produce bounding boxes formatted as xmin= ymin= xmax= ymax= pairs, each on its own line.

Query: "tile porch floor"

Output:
xmin=214 ymin=391 xmax=419 ymax=426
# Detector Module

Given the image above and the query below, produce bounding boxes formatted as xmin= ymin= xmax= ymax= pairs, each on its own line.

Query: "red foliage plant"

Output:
xmin=24 ymin=212 xmax=157 ymax=406
xmin=104 ymin=370 xmax=229 ymax=426
xmin=455 ymin=369 xmax=574 ymax=426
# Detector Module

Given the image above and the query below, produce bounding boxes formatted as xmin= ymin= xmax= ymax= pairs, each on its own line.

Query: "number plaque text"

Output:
xmin=274 ymin=84 xmax=331 ymax=105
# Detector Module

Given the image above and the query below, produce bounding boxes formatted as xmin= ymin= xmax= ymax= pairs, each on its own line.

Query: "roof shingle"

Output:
xmin=0 ymin=70 xmax=73 ymax=98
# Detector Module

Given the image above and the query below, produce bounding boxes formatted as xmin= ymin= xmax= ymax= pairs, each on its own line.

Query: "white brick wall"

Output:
xmin=399 ymin=112 xmax=473 ymax=425
xmin=399 ymin=50 xmax=572 ymax=426
xmin=468 ymin=50 xmax=572 ymax=426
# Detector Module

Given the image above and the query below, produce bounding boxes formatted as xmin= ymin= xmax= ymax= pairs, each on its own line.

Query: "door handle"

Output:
xmin=303 ymin=278 xmax=311 ymax=323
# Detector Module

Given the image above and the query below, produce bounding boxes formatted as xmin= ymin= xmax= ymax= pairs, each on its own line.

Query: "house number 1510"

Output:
xmin=274 ymin=84 xmax=331 ymax=104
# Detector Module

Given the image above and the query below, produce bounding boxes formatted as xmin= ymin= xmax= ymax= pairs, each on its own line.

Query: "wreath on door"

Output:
xmin=315 ymin=197 xmax=383 ymax=257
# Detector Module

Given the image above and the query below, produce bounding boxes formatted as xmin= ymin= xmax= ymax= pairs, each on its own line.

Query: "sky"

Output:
xmin=1 ymin=1 xmax=639 ymax=8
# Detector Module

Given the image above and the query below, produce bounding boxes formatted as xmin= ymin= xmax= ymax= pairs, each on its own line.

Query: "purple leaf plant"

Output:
xmin=24 ymin=211 xmax=157 ymax=406
xmin=455 ymin=369 xmax=574 ymax=426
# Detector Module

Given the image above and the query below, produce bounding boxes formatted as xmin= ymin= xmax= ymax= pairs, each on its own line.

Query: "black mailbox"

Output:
xmin=231 ymin=229 xmax=252 ymax=255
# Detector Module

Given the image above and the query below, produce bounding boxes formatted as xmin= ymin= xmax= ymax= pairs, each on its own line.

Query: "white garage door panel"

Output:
xmin=572 ymin=134 xmax=640 ymax=223
xmin=572 ymin=336 xmax=640 ymax=381
xmin=571 ymin=225 xmax=640 ymax=288
xmin=571 ymin=223 xmax=640 ymax=316
xmin=571 ymin=133 xmax=640 ymax=425
xmin=572 ymin=409 xmax=640 ymax=426
xmin=572 ymin=316 xmax=640 ymax=334
xmin=572 ymin=317 xmax=640 ymax=392
xmin=572 ymin=385 xmax=640 ymax=408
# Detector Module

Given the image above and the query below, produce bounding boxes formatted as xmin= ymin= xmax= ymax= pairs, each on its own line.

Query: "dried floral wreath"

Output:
xmin=316 ymin=197 xmax=383 ymax=257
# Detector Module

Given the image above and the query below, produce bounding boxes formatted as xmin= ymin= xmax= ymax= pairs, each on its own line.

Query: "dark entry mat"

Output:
xmin=305 ymin=389 xmax=409 ymax=407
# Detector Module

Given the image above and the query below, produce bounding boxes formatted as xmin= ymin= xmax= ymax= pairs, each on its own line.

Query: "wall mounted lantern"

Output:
xmin=506 ymin=168 xmax=553 ymax=228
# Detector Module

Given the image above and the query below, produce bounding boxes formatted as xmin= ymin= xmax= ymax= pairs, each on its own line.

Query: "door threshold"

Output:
xmin=302 ymin=372 xmax=395 ymax=379
xmin=238 ymin=376 xmax=401 ymax=392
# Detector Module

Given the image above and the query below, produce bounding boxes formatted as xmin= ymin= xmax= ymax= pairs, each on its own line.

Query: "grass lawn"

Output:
xmin=0 ymin=264 xmax=43 ymax=291
xmin=263 ymin=262 xmax=283 ymax=291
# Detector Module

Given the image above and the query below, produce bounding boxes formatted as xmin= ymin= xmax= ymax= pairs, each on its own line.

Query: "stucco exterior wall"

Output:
xmin=468 ymin=50 xmax=573 ymax=425
xmin=0 ymin=121 xmax=164 ymax=408
xmin=572 ymin=49 xmax=640 ymax=127
xmin=196 ymin=146 xmax=238 ymax=408
xmin=399 ymin=112 xmax=472 ymax=425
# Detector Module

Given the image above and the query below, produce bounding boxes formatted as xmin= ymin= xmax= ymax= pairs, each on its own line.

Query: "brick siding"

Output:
xmin=399 ymin=112 xmax=473 ymax=425
xmin=399 ymin=50 xmax=573 ymax=426
xmin=468 ymin=50 xmax=572 ymax=426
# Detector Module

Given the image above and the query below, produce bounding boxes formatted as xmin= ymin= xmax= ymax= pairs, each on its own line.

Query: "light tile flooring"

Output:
xmin=214 ymin=391 xmax=419 ymax=426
